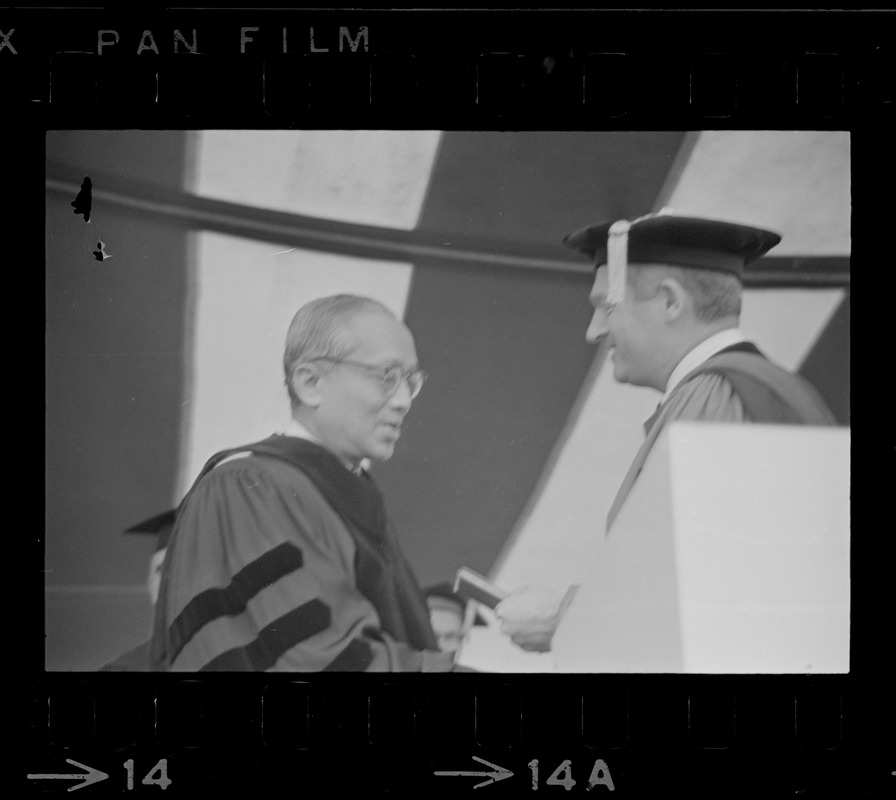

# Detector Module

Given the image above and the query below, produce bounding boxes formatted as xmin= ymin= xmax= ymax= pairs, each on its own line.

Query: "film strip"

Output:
xmin=9 ymin=7 xmax=894 ymax=799
xmin=4 ymin=10 xmax=893 ymax=124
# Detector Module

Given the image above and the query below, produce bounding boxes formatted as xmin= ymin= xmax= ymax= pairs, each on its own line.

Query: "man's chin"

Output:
xmin=612 ymin=368 xmax=652 ymax=389
xmin=367 ymin=442 xmax=396 ymax=463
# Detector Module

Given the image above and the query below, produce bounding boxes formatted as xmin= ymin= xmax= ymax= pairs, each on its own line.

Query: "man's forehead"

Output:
xmin=591 ymin=260 xmax=667 ymax=286
xmin=590 ymin=267 xmax=609 ymax=294
xmin=346 ymin=307 xmax=400 ymax=332
xmin=346 ymin=310 xmax=417 ymax=360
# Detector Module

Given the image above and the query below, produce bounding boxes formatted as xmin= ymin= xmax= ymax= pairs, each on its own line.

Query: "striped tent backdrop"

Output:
xmin=44 ymin=130 xmax=849 ymax=670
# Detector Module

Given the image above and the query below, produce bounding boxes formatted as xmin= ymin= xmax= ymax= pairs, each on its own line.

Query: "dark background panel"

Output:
xmin=45 ymin=131 xmax=190 ymax=588
xmin=416 ymin=131 xmax=688 ymax=246
xmin=45 ymin=131 xmax=190 ymax=669
xmin=374 ymin=130 xmax=690 ymax=586
xmin=372 ymin=259 xmax=596 ymax=586
xmin=797 ymin=293 xmax=850 ymax=425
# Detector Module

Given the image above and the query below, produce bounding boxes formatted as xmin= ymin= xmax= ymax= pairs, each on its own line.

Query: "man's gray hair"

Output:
xmin=283 ymin=294 xmax=394 ymax=407
xmin=629 ymin=264 xmax=742 ymax=322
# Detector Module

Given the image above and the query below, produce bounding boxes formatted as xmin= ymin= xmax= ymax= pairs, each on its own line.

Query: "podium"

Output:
xmin=551 ymin=422 xmax=850 ymax=673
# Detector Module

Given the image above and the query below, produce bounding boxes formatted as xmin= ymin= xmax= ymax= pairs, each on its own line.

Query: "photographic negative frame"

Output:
xmin=16 ymin=7 xmax=894 ymax=798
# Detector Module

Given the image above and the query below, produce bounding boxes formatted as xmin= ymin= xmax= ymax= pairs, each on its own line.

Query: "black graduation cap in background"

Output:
xmin=424 ymin=581 xmax=487 ymax=626
xmin=124 ymin=509 xmax=177 ymax=551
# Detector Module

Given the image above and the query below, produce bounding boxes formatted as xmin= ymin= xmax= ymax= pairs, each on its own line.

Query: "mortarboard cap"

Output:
xmin=124 ymin=509 xmax=177 ymax=551
xmin=563 ymin=213 xmax=782 ymax=306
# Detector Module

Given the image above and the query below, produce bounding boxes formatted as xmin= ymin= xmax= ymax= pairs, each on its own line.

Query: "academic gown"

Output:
xmin=146 ymin=436 xmax=452 ymax=672
xmin=605 ymin=343 xmax=837 ymax=532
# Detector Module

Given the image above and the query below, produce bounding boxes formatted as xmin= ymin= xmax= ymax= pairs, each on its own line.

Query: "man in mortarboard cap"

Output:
xmin=99 ymin=509 xmax=177 ymax=670
xmin=125 ymin=509 xmax=177 ymax=606
xmin=495 ymin=212 xmax=837 ymax=653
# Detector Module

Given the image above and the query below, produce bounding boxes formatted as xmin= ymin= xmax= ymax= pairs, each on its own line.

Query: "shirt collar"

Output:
xmin=283 ymin=418 xmax=321 ymax=444
xmin=662 ymin=328 xmax=746 ymax=403
xmin=282 ymin=418 xmax=368 ymax=475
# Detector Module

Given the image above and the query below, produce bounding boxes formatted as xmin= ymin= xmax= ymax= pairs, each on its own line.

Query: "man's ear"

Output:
xmin=290 ymin=363 xmax=324 ymax=408
xmin=657 ymin=277 xmax=688 ymax=321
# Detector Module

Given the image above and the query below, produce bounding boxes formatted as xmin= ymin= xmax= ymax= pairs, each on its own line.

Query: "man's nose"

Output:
xmin=585 ymin=307 xmax=608 ymax=344
xmin=389 ymin=376 xmax=414 ymax=409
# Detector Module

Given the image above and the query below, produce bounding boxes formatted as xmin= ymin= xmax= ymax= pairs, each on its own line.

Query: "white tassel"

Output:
xmin=607 ymin=220 xmax=630 ymax=308
xmin=605 ymin=208 xmax=675 ymax=307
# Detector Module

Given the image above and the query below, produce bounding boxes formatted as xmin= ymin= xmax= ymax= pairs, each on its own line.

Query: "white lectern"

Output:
xmin=552 ymin=422 xmax=850 ymax=673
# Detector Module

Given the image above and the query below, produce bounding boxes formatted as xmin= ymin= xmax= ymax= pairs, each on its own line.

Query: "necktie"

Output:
xmin=643 ymin=402 xmax=663 ymax=435
xmin=608 ymin=401 xmax=665 ymax=533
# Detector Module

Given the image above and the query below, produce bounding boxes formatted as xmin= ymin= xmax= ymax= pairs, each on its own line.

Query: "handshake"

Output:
xmin=454 ymin=568 xmax=578 ymax=653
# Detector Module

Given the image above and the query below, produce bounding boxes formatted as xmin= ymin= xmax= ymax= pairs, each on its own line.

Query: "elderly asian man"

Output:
xmin=148 ymin=295 xmax=453 ymax=672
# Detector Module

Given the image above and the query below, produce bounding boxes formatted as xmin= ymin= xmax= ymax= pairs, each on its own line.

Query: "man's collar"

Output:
xmin=283 ymin=418 xmax=321 ymax=444
xmin=283 ymin=418 xmax=368 ymax=475
xmin=662 ymin=328 xmax=746 ymax=403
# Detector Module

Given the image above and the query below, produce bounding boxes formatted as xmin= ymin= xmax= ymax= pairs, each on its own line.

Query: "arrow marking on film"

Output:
xmin=434 ymin=755 xmax=514 ymax=789
xmin=27 ymin=758 xmax=109 ymax=791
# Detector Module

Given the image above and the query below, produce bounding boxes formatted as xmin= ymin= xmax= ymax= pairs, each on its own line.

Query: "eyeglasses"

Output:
xmin=311 ymin=357 xmax=428 ymax=400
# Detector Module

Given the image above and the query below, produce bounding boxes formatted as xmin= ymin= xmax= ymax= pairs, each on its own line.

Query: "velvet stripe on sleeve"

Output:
xmin=150 ymin=451 xmax=452 ymax=672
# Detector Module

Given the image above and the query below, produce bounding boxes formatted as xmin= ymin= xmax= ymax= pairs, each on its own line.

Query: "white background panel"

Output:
xmin=191 ymin=130 xmax=442 ymax=229
xmin=179 ymin=231 xmax=413 ymax=498
xmin=549 ymin=424 xmax=849 ymax=673
xmin=666 ymin=131 xmax=850 ymax=256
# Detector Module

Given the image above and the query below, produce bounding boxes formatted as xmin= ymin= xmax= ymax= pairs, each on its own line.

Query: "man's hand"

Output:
xmin=494 ymin=584 xmax=565 ymax=653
